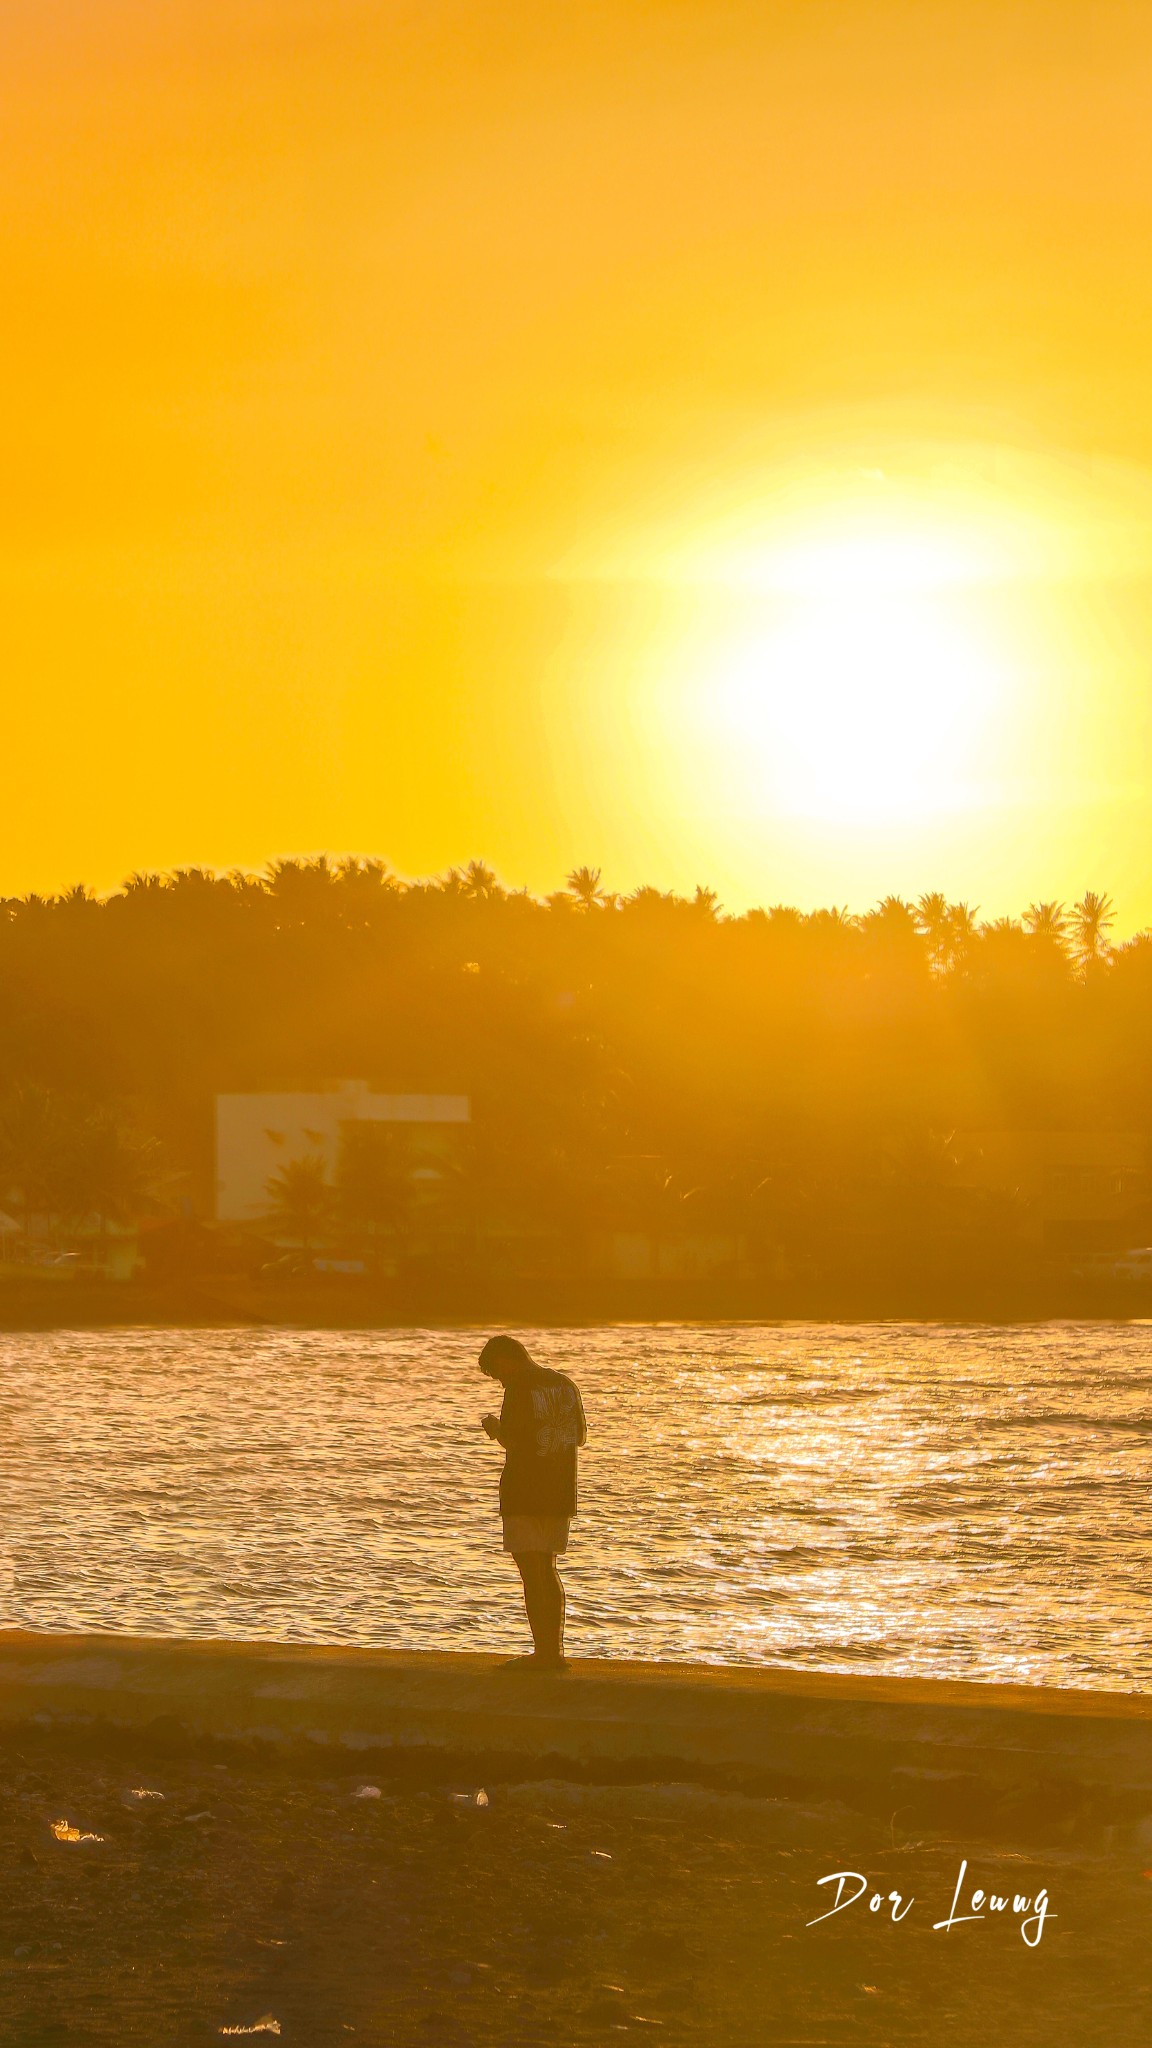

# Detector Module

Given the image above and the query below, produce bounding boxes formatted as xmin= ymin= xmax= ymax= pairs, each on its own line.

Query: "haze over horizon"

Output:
xmin=7 ymin=2 xmax=1152 ymax=922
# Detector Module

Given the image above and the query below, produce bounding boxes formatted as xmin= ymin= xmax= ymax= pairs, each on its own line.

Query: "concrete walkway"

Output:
xmin=1 ymin=1632 xmax=1150 ymax=1823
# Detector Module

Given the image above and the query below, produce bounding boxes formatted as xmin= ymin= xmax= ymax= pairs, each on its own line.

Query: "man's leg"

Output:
xmin=512 ymin=1552 xmax=565 ymax=1662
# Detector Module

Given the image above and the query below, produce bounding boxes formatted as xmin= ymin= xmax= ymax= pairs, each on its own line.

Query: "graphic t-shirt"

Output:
xmin=497 ymin=1366 xmax=588 ymax=1517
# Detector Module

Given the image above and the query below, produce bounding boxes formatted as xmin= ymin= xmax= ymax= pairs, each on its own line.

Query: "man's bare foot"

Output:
xmin=496 ymin=1652 xmax=569 ymax=1673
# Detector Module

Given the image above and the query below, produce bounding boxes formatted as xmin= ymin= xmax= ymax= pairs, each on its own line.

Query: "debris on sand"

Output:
xmin=50 ymin=1819 xmax=104 ymax=1843
xmin=8 ymin=1755 xmax=1146 ymax=2048
xmin=353 ymin=1784 xmax=382 ymax=1799
xmin=123 ymin=1787 xmax=165 ymax=1804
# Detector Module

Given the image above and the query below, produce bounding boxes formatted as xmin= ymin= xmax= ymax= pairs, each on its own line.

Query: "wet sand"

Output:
xmin=0 ymin=1744 xmax=1147 ymax=2046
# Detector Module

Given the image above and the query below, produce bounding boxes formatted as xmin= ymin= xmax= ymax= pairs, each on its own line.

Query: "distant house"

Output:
xmin=215 ymin=1080 xmax=470 ymax=1222
xmin=952 ymin=1130 xmax=1149 ymax=1252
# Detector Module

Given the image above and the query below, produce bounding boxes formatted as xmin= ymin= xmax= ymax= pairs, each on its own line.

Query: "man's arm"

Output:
xmin=485 ymin=1381 xmax=534 ymax=1449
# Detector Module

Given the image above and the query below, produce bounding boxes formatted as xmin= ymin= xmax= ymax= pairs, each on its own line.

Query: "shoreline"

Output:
xmin=3 ymin=1631 xmax=1150 ymax=1837
xmin=1 ymin=1276 xmax=1150 ymax=1330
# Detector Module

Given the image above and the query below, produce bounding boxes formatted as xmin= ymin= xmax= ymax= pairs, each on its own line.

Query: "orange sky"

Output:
xmin=5 ymin=1 xmax=1152 ymax=919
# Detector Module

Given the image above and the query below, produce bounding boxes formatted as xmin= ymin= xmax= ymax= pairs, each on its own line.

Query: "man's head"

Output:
xmin=479 ymin=1334 xmax=535 ymax=1384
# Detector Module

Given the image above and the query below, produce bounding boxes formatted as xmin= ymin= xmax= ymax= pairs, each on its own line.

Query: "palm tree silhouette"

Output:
xmin=0 ymin=1090 xmax=161 ymax=1259
xmin=462 ymin=860 xmax=501 ymax=901
xmin=1023 ymin=900 xmax=1068 ymax=946
xmin=947 ymin=901 xmax=981 ymax=960
xmin=566 ymin=866 xmax=606 ymax=910
xmin=1072 ymin=891 xmax=1115 ymax=972
xmin=862 ymin=898 xmax=919 ymax=945
xmin=63 ymin=1112 xmax=163 ymax=1266
xmin=0 ymin=1085 xmax=69 ymax=1243
xmin=624 ymin=885 xmax=677 ymax=914
xmin=265 ymin=1154 xmax=331 ymax=1255
xmin=915 ymin=891 xmax=952 ymax=971
xmin=765 ymin=904 xmax=805 ymax=934
xmin=336 ymin=1124 xmax=413 ymax=1259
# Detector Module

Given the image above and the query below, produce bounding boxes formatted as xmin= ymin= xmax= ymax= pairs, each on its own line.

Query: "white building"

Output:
xmin=215 ymin=1080 xmax=470 ymax=1222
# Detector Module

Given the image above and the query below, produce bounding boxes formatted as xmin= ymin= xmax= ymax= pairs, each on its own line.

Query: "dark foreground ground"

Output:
xmin=0 ymin=1746 xmax=1148 ymax=2048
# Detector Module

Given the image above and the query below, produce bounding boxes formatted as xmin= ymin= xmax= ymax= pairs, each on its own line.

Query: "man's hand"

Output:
xmin=481 ymin=1413 xmax=501 ymax=1439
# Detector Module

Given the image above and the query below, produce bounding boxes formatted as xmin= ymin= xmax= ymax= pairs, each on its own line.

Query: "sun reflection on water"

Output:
xmin=0 ymin=1323 xmax=1146 ymax=1690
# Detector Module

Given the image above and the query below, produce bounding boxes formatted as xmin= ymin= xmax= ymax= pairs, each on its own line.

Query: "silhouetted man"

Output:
xmin=479 ymin=1335 xmax=587 ymax=1670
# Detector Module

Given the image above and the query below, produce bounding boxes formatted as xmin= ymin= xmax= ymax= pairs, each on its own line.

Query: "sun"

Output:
xmin=670 ymin=518 xmax=1016 ymax=826
xmin=561 ymin=443 xmax=1138 ymax=859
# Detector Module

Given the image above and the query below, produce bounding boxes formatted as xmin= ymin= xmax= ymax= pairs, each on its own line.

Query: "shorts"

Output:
xmin=502 ymin=1515 xmax=571 ymax=1554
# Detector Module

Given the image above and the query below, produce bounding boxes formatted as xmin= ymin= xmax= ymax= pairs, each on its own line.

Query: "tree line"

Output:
xmin=0 ymin=859 xmax=1148 ymax=1267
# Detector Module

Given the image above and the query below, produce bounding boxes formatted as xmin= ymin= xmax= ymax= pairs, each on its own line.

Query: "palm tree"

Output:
xmin=692 ymin=885 xmax=720 ymax=919
xmin=59 ymin=1111 xmax=164 ymax=1266
xmin=979 ymin=916 xmax=1028 ymax=967
xmin=947 ymin=901 xmax=981 ymax=961
xmin=0 ymin=1085 xmax=69 ymax=1242
xmin=623 ymin=885 xmax=676 ymax=914
xmin=1072 ymin=891 xmax=1115 ymax=971
xmin=462 ymin=860 xmax=501 ymax=901
xmin=914 ymin=891 xmax=952 ymax=971
xmin=335 ymin=1124 xmax=412 ymax=1256
xmin=265 ymin=1154 xmax=331 ymax=1254
xmin=566 ymin=865 xmax=606 ymax=910
xmin=56 ymin=883 xmax=95 ymax=917
xmin=334 ymin=857 xmax=399 ymax=924
xmin=806 ymin=905 xmax=856 ymax=935
xmin=82 ymin=1113 xmax=158 ymax=1212
xmin=764 ymin=904 xmax=805 ymax=935
xmin=266 ymin=856 xmax=340 ymax=930
xmin=861 ymin=898 xmax=919 ymax=946
xmin=1023 ymin=900 xmax=1067 ymax=943
xmin=0 ymin=1088 xmax=165 ymax=1250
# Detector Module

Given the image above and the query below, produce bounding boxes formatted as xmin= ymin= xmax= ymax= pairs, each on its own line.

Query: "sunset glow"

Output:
xmin=5 ymin=3 xmax=1152 ymax=919
xmin=6 ymin=17 xmax=1152 ymax=2039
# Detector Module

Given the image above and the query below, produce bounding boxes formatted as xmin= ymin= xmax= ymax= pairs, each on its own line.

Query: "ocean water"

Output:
xmin=0 ymin=1322 xmax=1148 ymax=1689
